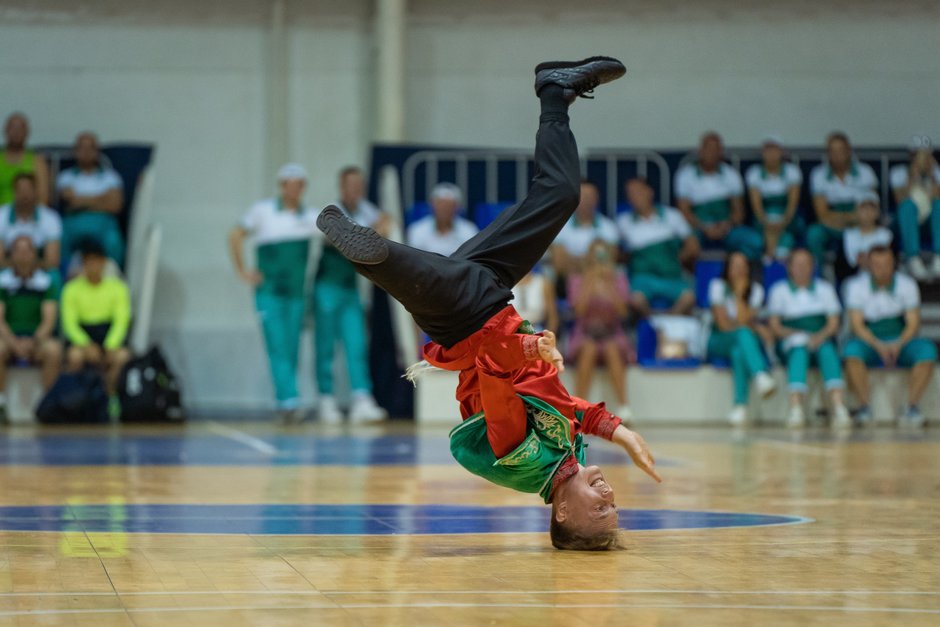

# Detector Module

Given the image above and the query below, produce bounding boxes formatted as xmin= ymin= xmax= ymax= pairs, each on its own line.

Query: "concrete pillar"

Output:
xmin=374 ymin=0 xmax=407 ymax=142
xmin=265 ymin=0 xmax=290 ymax=182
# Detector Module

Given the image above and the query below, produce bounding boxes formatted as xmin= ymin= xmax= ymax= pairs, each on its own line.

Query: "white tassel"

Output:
xmin=403 ymin=360 xmax=439 ymax=386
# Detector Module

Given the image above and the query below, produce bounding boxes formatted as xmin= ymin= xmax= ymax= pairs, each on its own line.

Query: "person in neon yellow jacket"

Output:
xmin=61 ymin=239 xmax=131 ymax=396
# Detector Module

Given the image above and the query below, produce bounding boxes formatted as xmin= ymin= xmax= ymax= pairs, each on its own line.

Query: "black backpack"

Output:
xmin=35 ymin=369 xmax=110 ymax=424
xmin=117 ymin=346 xmax=185 ymax=423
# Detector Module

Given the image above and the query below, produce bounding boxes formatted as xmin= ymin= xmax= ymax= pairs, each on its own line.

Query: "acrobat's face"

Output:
xmin=555 ymin=464 xmax=619 ymax=533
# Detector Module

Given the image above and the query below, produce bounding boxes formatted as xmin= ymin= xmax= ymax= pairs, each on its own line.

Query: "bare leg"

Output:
xmin=601 ymin=341 xmax=627 ymax=405
xmin=37 ymin=340 xmax=63 ymax=390
xmin=67 ymin=346 xmax=86 ymax=372
xmin=0 ymin=341 xmax=9 ymax=392
xmin=631 ymin=293 xmax=651 ymax=318
xmin=574 ymin=340 xmax=598 ymax=399
xmin=789 ymin=391 xmax=802 ymax=407
xmin=105 ymin=348 xmax=131 ymax=395
xmin=671 ymin=291 xmax=696 ymax=316
xmin=909 ymin=361 xmax=935 ymax=406
xmin=844 ymin=358 xmax=870 ymax=406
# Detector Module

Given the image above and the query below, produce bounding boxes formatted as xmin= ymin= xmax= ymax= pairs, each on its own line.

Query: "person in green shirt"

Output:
xmin=0 ymin=113 xmax=50 ymax=207
xmin=0 ymin=235 xmax=62 ymax=419
xmin=61 ymin=239 xmax=131 ymax=395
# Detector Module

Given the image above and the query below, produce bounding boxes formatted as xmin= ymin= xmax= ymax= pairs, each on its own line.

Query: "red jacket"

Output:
xmin=423 ymin=305 xmax=621 ymax=459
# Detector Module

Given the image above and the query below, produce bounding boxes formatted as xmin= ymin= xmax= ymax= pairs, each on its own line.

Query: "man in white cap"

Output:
xmin=890 ymin=135 xmax=940 ymax=280
xmin=406 ymin=182 xmax=479 ymax=256
xmin=745 ymin=134 xmax=804 ymax=260
xmin=228 ymin=163 xmax=318 ymax=422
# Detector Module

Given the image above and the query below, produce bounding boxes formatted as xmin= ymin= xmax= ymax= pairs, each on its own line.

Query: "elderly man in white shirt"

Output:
xmin=843 ymin=245 xmax=937 ymax=427
xmin=56 ymin=132 xmax=125 ymax=270
xmin=406 ymin=183 xmax=478 ymax=257
xmin=0 ymin=172 xmax=62 ymax=272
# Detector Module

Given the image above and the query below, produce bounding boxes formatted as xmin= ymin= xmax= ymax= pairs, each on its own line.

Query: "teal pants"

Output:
xmin=843 ymin=336 xmax=938 ymax=367
xmin=783 ymin=341 xmax=843 ymax=393
xmin=62 ymin=213 xmax=126 ymax=268
xmin=313 ymin=280 xmax=372 ymax=396
xmin=630 ymin=273 xmax=693 ymax=307
xmin=699 ymin=225 xmax=764 ymax=261
xmin=255 ymin=291 xmax=305 ymax=409
xmin=806 ymin=223 xmax=843 ymax=263
xmin=759 ymin=215 xmax=806 ymax=256
xmin=707 ymin=327 xmax=769 ymax=404
xmin=898 ymin=198 xmax=940 ymax=256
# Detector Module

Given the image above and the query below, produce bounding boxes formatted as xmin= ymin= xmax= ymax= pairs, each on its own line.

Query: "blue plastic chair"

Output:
xmin=694 ymin=260 xmax=725 ymax=309
xmin=405 ymin=202 xmax=432 ymax=227
xmin=473 ymin=202 xmax=513 ymax=230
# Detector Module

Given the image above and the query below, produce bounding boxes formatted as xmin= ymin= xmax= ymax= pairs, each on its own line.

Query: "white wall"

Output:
xmin=0 ymin=0 xmax=936 ymax=411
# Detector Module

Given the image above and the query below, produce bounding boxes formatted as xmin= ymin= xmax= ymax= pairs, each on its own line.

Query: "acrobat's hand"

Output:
xmin=612 ymin=424 xmax=662 ymax=483
xmin=538 ymin=331 xmax=565 ymax=373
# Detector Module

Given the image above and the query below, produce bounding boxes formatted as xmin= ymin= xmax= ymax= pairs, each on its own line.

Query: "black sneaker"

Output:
xmin=316 ymin=205 xmax=388 ymax=265
xmin=534 ymin=56 xmax=626 ymax=102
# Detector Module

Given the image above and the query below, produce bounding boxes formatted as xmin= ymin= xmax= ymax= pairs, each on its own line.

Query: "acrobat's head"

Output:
xmin=550 ymin=464 xmax=621 ymax=551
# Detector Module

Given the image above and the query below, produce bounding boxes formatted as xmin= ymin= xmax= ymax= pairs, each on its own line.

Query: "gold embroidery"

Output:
xmin=497 ymin=433 xmax=541 ymax=466
xmin=526 ymin=405 xmax=570 ymax=448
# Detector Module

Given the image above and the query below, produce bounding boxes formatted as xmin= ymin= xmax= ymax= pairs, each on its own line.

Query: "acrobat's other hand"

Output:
xmin=612 ymin=425 xmax=662 ymax=483
xmin=538 ymin=331 xmax=565 ymax=372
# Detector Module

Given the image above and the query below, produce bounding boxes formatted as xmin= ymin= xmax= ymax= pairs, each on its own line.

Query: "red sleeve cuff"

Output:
xmin=522 ymin=335 xmax=540 ymax=361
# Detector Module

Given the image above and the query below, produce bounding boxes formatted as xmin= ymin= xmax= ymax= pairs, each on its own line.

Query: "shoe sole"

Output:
xmin=316 ymin=205 xmax=388 ymax=265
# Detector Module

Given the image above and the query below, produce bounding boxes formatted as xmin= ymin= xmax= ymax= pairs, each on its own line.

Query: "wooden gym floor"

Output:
xmin=0 ymin=421 xmax=937 ymax=626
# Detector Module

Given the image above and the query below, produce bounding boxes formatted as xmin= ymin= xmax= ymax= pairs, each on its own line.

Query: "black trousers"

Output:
xmin=355 ymin=113 xmax=580 ymax=348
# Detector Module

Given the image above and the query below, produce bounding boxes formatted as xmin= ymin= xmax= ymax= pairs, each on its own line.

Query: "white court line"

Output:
xmin=206 ymin=421 xmax=278 ymax=456
xmin=0 ymin=602 xmax=938 ymax=617
xmin=755 ymin=438 xmax=837 ymax=457
xmin=0 ymin=589 xmax=937 ymax=598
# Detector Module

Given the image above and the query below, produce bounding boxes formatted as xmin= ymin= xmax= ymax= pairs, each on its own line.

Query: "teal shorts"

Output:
xmin=843 ymin=337 xmax=938 ymax=367
xmin=630 ymin=273 xmax=692 ymax=306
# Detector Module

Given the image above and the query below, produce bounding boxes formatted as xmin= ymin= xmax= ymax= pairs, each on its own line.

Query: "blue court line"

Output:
xmin=0 ymin=504 xmax=810 ymax=535
xmin=0 ymin=433 xmax=673 ymax=467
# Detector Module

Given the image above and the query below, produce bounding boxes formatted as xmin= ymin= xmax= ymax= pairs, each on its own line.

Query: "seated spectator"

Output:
xmin=550 ymin=180 xmax=619 ymax=292
xmin=61 ymin=240 xmax=131 ymax=408
xmin=842 ymin=192 xmax=893 ymax=274
xmin=706 ymin=251 xmax=777 ymax=426
xmin=0 ymin=236 xmax=62 ymax=419
xmin=406 ymin=183 xmax=478 ymax=256
xmin=56 ymin=132 xmax=125 ymax=270
xmin=675 ymin=131 xmax=763 ymax=260
xmin=566 ymin=239 xmax=632 ymax=421
xmin=891 ymin=135 xmax=940 ymax=280
xmin=618 ymin=177 xmax=698 ymax=316
xmin=807 ymin=132 xmax=878 ymax=269
xmin=0 ymin=173 xmax=62 ymax=271
xmin=843 ymin=246 xmax=937 ymax=427
xmin=745 ymin=135 xmax=804 ymax=260
xmin=767 ymin=249 xmax=851 ymax=429
xmin=511 ymin=266 xmax=557 ymax=332
xmin=0 ymin=113 xmax=50 ymax=207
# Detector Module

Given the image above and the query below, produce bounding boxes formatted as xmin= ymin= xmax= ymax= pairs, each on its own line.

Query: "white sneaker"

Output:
xmin=754 ymin=372 xmax=777 ymax=399
xmin=908 ymin=257 xmax=930 ymax=281
xmin=831 ymin=404 xmax=852 ymax=430
xmin=930 ymin=256 xmax=940 ymax=279
xmin=318 ymin=396 xmax=343 ymax=424
xmin=348 ymin=394 xmax=388 ymax=423
xmin=786 ymin=405 xmax=805 ymax=429
xmin=899 ymin=405 xmax=925 ymax=429
xmin=727 ymin=405 xmax=747 ymax=427
xmin=615 ymin=404 xmax=633 ymax=425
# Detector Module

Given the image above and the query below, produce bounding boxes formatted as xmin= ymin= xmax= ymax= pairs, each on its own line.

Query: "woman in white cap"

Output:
xmin=228 ymin=163 xmax=318 ymax=422
xmin=745 ymin=135 xmax=804 ymax=261
xmin=891 ymin=135 xmax=940 ymax=280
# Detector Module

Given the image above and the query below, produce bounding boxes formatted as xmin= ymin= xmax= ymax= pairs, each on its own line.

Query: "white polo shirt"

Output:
xmin=767 ymin=279 xmax=841 ymax=350
xmin=552 ymin=213 xmax=619 ymax=258
xmin=842 ymin=226 xmax=893 ymax=268
xmin=889 ymin=163 xmax=940 ymax=190
xmin=675 ymin=162 xmax=744 ymax=223
xmin=809 ymin=161 xmax=878 ymax=212
xmin=241 ymin=198 xmax=318 ymax=245
xmin=618 ymin=206 xmax=691 ymax=278
xmin=335 ymin=199 xmax=383 ymax=228
xmin=708 ymin=278 xmax=764 ymax=320
xmin=55 ymin=166 xmax=123 ymax=197
xmin=845 ymin=272 xmax=919 ymax=339
xmin=0 ymin=204 xmax=63 ymax=249
xmin=406 ymin=215 xmax=478 ymax=257
xmin=745 ymin=163 xmax=802 ymax=217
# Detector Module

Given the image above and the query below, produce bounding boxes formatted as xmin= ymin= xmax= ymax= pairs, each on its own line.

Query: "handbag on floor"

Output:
xmin=35 ymin=369 xmax=110 ymax=424
xmin=117 ymin=346 xmax=185 ymax=423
